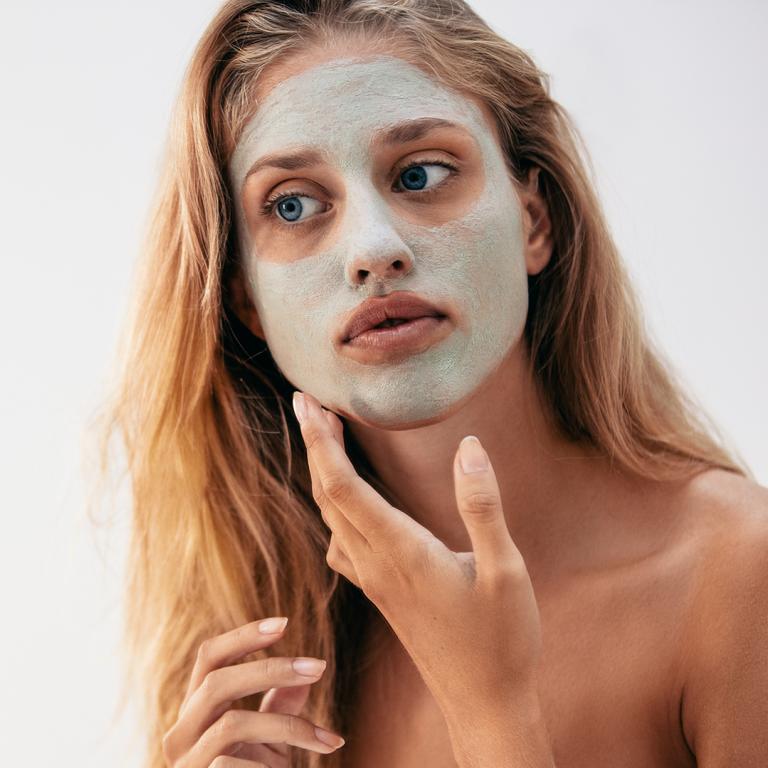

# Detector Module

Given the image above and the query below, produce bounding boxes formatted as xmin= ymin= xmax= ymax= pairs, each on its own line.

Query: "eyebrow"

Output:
xmin=242 ymin=117 xmax=466 ymax=186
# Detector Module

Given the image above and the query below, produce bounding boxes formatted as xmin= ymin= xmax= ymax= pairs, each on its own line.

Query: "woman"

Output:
xmin=93 ymin=0 xmax=768 ymax=766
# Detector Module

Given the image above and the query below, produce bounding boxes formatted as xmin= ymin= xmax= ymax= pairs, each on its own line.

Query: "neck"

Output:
xmin=345 ymin=343 xmax=640 ymax=585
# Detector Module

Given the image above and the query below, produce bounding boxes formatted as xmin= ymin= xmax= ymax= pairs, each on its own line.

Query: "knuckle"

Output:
xmin=196 ymin=637 xmax=211 ymax=657
xmin=261 ymin=655 xmax=282 ymax=681
xmin=215 ymin=708 xmax=242 ymax=738
xmin=161 ymin=728 xmax=176 ymax=762
xmin=486 ymin=558 xmax=526 ymax=587
xmin=311 ymin=481 xmax=326 ymax=508
xmin=463 ymin=490 xmax=500 ymax=515
xmin=230 ymin=625 xmax=246 ymax=645
xmin=284 ymin=713 xmax=312 ymax=741
xmin=302 ymin=425 xmax=324 ymax=452
xmin=325 ymin=547 xmax=340 ymax=569
xmin=199 ymin=669 xmax=219 ymax=699
xmin=323 ymin=472 xmax=353 ymax=505
xmin=196 ymin=638 xmax=213 ymax=665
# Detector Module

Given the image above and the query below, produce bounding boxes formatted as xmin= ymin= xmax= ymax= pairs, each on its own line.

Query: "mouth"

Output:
xmin=340 ymin=314 xmax=452 ymax=365
xmin=336 ymin=291 xmax=453 ymax=363
xmin=344 ymin=314 xmax=447 ymax=342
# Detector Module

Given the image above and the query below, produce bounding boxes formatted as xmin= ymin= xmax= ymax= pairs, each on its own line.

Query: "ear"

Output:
xmin=227 ymin=261 xmax=266 ymax=340
xmin=518 ymin=166 xmax=553 ymax=276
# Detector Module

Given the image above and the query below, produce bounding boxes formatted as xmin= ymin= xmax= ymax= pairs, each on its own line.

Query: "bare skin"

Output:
xmin=340 ymin=469 xmax=768 ymax=768
xmin=229 ymin=38 xmax=768 ymax=768
xmin=160 ymin=617 xmax=346 ymax=766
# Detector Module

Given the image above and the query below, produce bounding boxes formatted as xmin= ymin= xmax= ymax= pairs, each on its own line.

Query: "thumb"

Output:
xmin=453 ymin=435 xmax=519 ymax=579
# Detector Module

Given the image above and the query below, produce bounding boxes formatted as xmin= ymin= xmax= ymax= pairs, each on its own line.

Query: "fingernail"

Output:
xmin=293 ymin=657 xmax=327 ymax=676
xmin=293 ymin=391 xmax=308 ymax=424
xmin=459 ymin=435 xmax=488 ymax=474
xmin=314 ymin=725 xmax=345 ymax=748
xmin=258 ymin=616 xmax=288 ymax=634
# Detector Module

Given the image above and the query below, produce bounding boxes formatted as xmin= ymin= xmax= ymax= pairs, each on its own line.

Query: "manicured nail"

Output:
xmin=459 ymin=435 xmax=489 ymax=474
xmin=293 ymin=657 xmax=327 ymax=676
xmin=293 ymin=391 xmax=308 ymax=424
xmin=314 ymin=725 xmax=345 ymax=748
xmin=258 ymin=616 xmax=288 ymax=634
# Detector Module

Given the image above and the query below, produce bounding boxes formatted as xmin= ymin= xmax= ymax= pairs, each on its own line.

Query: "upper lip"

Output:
xmin=339 ymin=291 xmax=448 ymax=343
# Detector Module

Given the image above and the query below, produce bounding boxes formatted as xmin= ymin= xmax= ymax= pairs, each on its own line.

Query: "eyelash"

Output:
xmin=257 ymin=158 xmax=460 ymax=227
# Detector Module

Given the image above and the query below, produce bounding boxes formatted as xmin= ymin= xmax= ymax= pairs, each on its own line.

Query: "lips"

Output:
xmin=340 ymin=292 xmax=448 ymax=343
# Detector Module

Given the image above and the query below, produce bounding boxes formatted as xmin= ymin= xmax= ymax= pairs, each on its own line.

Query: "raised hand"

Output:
xmin=293 ymin=389 xmax=544 ymax=721
xmin=161 ymin=616 xmax=344 ymax=767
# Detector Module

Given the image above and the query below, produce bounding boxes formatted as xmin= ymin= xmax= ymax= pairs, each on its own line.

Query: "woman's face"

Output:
xmin=228 ymin=53 xmax=529 ymax=429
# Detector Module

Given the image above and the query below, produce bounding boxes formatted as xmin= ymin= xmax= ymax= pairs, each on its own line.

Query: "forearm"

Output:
xmin=442 ymin=684 xmax=556 ymax=768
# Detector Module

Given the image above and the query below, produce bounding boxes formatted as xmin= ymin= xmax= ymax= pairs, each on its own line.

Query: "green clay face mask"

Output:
xmin=228 ymin=55 xmax=528 ymax=428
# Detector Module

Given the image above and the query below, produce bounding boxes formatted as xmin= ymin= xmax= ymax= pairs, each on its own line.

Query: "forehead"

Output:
xmin=228 ymin=54 xmax=494 ymax=190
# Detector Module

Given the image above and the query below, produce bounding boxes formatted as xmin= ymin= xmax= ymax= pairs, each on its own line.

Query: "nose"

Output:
xmin=348 ymin=247 xmax=413 ymax=286
xmin=342 ymin=186 xmax=415 ymax=287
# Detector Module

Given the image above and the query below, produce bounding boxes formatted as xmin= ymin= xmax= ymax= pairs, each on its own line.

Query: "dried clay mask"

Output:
xmin=228 ymin=55 xmax=529 ymax=429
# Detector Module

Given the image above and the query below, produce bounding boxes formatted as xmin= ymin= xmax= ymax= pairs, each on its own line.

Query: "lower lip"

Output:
xmin=341 ymin=315 xmax=451 ymax=364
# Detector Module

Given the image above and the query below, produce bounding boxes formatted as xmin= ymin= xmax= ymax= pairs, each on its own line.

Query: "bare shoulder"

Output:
xmin=675 ymin=467 xmax=768 ymax=643
xmin=673 ymin=469 xmax=768 ymax=764
xmin=676 ymin=467 xmax=768 ymax=645
xmin=680 ymin=467 xmax=768 ymax=540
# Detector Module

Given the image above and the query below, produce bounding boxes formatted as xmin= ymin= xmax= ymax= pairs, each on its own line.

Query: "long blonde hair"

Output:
xmin=87 ymin=1 xmax=747 ymax=766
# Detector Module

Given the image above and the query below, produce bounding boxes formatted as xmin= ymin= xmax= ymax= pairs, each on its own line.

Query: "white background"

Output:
xmin=0 ymin=1 xmax=765 ymax=765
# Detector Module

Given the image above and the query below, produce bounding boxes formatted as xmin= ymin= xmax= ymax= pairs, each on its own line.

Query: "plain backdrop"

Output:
xmin=0 ymin=1 xmax=765 ymax=765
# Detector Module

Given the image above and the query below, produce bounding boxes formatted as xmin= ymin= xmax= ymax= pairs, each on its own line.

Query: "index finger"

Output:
xmin=294 ymin=392 xmax=417 ymax=548
xmin=183 ymin=618 xmax=288 ymax=709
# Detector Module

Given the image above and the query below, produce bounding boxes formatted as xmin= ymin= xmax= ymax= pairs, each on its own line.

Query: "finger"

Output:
xmin=259 ymin=683 xmax=312 ymax=717
xmin=186 ymin=710 xmax=345 ymax=765
xmin=310 ymin=413 xmax=369 ymax=584
xmin=326 ymin=532 xmax=362 ymax=588
xmin=323 ymin=407 xmax=345 ymax=450
xmin=259 ymin=683 xmax=313 ymax=757
xmin=176 ymin=656 xmax=327 ymax=750
xmin=183 ymin=618 xmax=289 ymax=710
xmin=453 ymin=435 xmax=520 ymax=580
xmin=206 ymin=758 xmax=271 ymax=767
xmin=300 ymin=402 xmax=368 ymax=559
xmin=294 ymin=391 xmax=421 ymax=549
xmin=308 ymin=440 xmax=360 ymax=587
xmin=306 ymin=436 xmax=367 ymax=559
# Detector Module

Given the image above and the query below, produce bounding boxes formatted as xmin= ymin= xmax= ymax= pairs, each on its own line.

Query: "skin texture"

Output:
xmin=229 ymin=54 xmax=533 ymax=429
xmin=293 ymin=390 xmax=555 ymax=767
xmin=227 ymin=41 xmax=768 ymax=768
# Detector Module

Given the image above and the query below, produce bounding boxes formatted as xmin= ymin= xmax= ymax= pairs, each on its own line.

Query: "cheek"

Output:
xmin=245 ymin=254 xmax=343 ymax=356
xmin=403 ymin=188 xmax=526 ymax=287
xmin=399 ymin=186 xmax=528 ymax=341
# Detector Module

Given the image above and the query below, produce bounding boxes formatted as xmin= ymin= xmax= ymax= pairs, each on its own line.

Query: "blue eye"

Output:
xmin=259 ymin=159 xmax=458 ymax=227
xmin=261 ymin=193 xmax=325 ymax=224
xmin=396 ymin=161 xmax=453 ymax=192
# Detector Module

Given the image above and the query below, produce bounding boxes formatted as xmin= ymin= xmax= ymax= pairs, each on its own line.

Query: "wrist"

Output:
xmin=442 ymin=683 xmax=556 ymax=768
